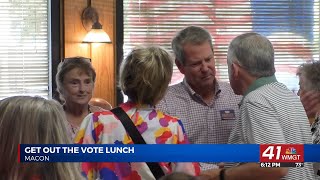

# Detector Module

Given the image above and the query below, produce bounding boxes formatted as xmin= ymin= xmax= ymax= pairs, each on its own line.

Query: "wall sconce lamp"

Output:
xmin=81 ymin=0 xmax=111 ymax=43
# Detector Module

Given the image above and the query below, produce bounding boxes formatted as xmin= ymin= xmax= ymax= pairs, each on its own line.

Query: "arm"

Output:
xmin=209 ymin=101 xmax=289 ymax=179
xmin=76 ymin=112 xmax=136 ymax=179
xmin=224 ymin=163 xmax=287 ymax=180
xmin=244 ymin=101 xmax=287 ymax=144
xmin=74 ymin=113 xmax=99 ymax=144
xmin=74 ymin=113 xmax=99 ymax=180
xmin=171 ymin=119 xmax=201 ymax=176
xmin=242 ymin=102 xmax=288 ymax=178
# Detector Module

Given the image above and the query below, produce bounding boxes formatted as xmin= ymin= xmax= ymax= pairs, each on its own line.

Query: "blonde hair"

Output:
xmin=0 ymin=96 xmax=83 ymax=180
xmin=120 ymin=45 xmax=173 ymax=105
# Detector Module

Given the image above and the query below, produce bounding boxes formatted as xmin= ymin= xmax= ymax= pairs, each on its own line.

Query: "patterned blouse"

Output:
xmin=64 ymin=105 xmax=105 ymax=141
xmin=311 ymin=117 xmax=320 ymax=177
xmin=75 ymin=101 xmax=200 ymax=180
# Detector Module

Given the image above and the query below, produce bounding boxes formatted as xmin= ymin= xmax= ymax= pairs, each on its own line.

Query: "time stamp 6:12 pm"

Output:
xmin=260 ymin=162 xmax=304 ymax=168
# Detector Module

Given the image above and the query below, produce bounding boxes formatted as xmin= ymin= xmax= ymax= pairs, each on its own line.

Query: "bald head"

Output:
xmin=89 ymin=98 xmax=112 ymax=110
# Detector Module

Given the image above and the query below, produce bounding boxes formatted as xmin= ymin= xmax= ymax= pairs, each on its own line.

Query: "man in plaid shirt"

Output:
xmin=157 ymin=26 xmax=242 ymax=170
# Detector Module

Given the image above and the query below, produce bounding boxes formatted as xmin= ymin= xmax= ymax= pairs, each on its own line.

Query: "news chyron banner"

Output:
xmin=19 ymin=144 xmax=320 ymax=165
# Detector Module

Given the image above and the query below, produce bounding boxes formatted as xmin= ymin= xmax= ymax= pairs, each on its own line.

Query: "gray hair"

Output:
xmin=297 ymin=61 xmax=320 ymax=91
xmin=172 ymin=26 xmax=213 ymax=65
xmin=55 ymin=57 xmax=96 ymax=102
xmin=227 ymin=32 xmax=275 ymax=77
xmin=119 ymin=45 xmax=173 ymax=106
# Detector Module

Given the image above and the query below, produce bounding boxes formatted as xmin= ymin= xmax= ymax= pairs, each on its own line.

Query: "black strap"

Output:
xmin=111 ymin=107 xmax=165 ymax=179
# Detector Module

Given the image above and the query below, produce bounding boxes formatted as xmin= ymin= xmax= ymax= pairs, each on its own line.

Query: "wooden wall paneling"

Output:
xmin=51 ymin=0 xmax=62 ymax=100
xmin=115 ymin=0 xmax=124 ymax=105
xmin=64 ymin=0 xmax=115 ymax=106
xmin=64 ymin=0 xmax=90 ymax=58
xmin=91 ymin=43 xmax=115 ymax=106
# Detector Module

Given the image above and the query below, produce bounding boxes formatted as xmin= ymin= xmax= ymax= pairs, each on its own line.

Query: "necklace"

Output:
xmin=68 ymin=122 xmax=79 ymax=135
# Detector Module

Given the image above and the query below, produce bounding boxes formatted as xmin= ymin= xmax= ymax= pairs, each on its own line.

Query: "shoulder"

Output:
xmin=77 ymin=110 xmax=125 ymax=144
xmin=153 ymin=109 xmax=189 ymax=143
xmin=245 ymin=82 xmax=292 ymax=102
xmin=79 ymin=110 xmax=121 ymax=133
xmin=158 ymin=83 xmax=188 ymax=105
xmin=242 ymin=82 xmax=303 ymax=114
xmin=165 ymin=83 xmax=186 ymax=95
xmin=156 ymin=109 xmax=181 ymax=122
xmin=152 ymin=109 xmax=185 ymax=131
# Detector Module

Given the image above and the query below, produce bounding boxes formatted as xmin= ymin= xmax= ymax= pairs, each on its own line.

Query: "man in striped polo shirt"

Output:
xmin=203 ymin=32 xmax=314 ymax=179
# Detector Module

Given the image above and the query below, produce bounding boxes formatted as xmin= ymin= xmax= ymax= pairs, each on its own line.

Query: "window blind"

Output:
xmin=0 ymin=0 xmax=49 ymax=99
xmin=123 ymin=0 xmax=319 ymax=93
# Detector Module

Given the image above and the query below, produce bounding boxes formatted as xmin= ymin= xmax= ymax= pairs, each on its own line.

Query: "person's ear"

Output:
xmin=232 ymin=63 xmax=241 ymax=80
xmin=175 ymin=59 xmax=185 ymax=75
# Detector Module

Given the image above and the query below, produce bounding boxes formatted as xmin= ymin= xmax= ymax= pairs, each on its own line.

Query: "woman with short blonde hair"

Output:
xmin=76 ymin=45 xmax=200 ymax=180
xmin=0 ymin=96 xmax=83 ymax=180
xmin=120 ymin=45 xmax=173 ymax=106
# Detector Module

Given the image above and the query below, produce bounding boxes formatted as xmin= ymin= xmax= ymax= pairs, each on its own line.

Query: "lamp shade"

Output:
xmin=81 ymin=6 xmax=111 ymax=43
xmin=83 ymin=28 xmax=111 ymax=43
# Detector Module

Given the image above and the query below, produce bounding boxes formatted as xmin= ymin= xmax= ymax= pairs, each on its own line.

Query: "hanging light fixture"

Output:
xmin=81 ymin=0 xmax=111 ymax=43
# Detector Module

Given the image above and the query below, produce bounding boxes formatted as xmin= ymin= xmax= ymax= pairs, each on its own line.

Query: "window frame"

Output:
xmin=51 ymin=0 xmax=63 ymax=100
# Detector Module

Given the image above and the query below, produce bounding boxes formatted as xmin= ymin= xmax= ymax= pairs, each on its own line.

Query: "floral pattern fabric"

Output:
xmin=311 ymin=117 xmax=320 ymax=178
xmin=311 ymin=117 xmax=320 ymax=144
xmin=75 ymin=101 xmax=200 ymax=180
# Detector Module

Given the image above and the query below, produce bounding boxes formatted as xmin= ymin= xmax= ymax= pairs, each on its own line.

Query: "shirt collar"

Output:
xmin=240 ymin=75 xmax=278 ymax=105
xmin=182 ymin=78 xmax=221 ymax=97
xmin=121 ymin=100 xmax=154 ymax=110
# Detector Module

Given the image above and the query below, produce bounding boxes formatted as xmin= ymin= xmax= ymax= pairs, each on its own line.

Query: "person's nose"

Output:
xmin=297 ymin=89 xmax=301 ymax=96
xmin=78 ymin=82 xmax=85 ymax=93
xmin=200 ymin=61 xmax=209 ymax=72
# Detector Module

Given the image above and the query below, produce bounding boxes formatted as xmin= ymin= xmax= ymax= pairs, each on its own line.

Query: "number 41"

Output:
xmin=262 ymin=146 xmax=281 ymax=160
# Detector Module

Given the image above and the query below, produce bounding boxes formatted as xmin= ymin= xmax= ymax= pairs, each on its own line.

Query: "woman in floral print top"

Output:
xmin=75 ymin=45 xmax=200 ymax=180
xmin=311 ymin=116 xmax=320 ymax=144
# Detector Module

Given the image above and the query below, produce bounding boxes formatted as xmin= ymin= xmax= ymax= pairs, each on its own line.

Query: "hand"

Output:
xmin=217 ymin=163 xmax=225 ymax=169
xmin=299 ymin=90 xmax=320 ymax=119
